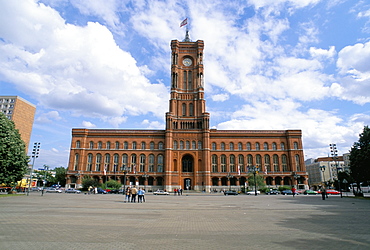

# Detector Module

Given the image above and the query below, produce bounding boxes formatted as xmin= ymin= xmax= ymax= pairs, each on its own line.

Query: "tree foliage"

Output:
xmin=247 ymin=174 xmax=266 ymax=189
xmin=53 ymin=166 xmax=67 ymax=186
xmin=81 ymin=175 xmax=99 ymax=190
xmin=0 ymin=113 xmax=29 ymax=186
xmin=349 ymin=126 xmax=370 ymax=185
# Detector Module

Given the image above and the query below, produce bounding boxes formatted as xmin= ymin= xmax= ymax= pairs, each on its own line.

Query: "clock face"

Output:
xmin=183 ymin=58 xmax=192 ymax=66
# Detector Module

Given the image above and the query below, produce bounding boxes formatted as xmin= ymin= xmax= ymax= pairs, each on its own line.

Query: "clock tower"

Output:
xmin=165 ymin=32 xmax=211 ymax=191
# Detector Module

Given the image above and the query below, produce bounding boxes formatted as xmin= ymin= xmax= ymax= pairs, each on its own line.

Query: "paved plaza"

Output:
xmin=0 ymin=192 xmax=369 ymax=250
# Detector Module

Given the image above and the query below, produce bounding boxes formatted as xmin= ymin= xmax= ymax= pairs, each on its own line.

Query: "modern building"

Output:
xmin=0 ymin=96 xmax=36 ymax=150
xmin=305 ymin=156 xmax=345 ymax=189
xmin=66 ymin=33 xmax=308 ymax=192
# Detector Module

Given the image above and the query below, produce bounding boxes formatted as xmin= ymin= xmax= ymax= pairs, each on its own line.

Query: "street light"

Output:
xmin=142 ymin=172 xmax=149 ymax=191
xmin=319 ymin=165 xmax=326 ymax=185
xmin=226 ymin=173 xmax=234 ymax=191
xmin=41 ymin=165 xmax=49 ymax=196
xmin=330 ymin=143 xmax=342 ymax=198
xmin=248 ymin=166 xmax=259 ymax=196
xmin=27 ymin=142 xmax=40 ymax=196
xmin=293 ymin=173 xmax=300 ymax=187
xmin=121 ymin=165 xmax=127 ymax=195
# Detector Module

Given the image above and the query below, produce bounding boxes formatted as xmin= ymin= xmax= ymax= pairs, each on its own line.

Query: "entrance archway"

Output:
xmin=184 ymin=178 xmax=192 ymax=190
xmin=182 ymin=155 xmax=194 ymax=172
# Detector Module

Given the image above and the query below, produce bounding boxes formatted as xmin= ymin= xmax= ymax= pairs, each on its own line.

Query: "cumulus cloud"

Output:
xmin=82 ymin=121 xmax=96 ymax=128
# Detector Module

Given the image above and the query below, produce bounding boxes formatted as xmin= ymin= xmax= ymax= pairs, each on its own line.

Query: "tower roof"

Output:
xmin=182 ymin=29 xmax=191 ymax=42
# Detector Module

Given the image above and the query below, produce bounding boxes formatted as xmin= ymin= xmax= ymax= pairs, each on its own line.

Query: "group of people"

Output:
xmin=173 ymin=188 xmax=183 ymax=195
xmin=88 ymin=186 xmax=98 ymax=194
xmin=124 ymin=186 xmax=145 ymax=203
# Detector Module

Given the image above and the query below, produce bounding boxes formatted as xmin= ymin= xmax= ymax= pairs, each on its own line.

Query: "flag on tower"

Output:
xmin=180 ymin=18 xmax=188 ymax=27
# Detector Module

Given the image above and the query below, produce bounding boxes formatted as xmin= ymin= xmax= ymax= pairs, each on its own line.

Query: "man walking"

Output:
xmin=131 ymin=186 xmax=137 ymax=203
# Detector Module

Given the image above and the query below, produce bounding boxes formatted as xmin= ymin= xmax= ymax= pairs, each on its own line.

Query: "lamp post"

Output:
xmin=121 ymin=165 xmax=127 ymax=195
xmin=249 ymin=166 xmax=259 ymax=196
xmin=293 ymin=173 xmax=300 ymax=187
xmin=27 ymin=142 xmax=40 ymax=196
xmin=142 ymin=172 xmax=149 ymax=191
xmin=330 ymin=143 xmax=342 ymax=198
xmin=319 ymin=165 xmax=326 ymax=186
xmin=41 ymin=165 xmax=49 ymax=196
xmin=226 ymin=173 xmax=234 ymax=191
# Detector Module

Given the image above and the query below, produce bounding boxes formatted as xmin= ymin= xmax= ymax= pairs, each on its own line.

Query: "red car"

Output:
xmin=325 ymin=189 xmax=340 ymax=195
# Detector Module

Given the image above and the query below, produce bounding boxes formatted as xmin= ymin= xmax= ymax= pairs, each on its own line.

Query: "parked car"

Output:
xmin=281 ymin=190 xmax=299 ymax=195
xmin=304 ymin=190 xmax=318 ymax=195
xmin=326 ymin=189 xmax=341 ymax=195
xmin=224 ymin=190 xmax=238 ymax=195
xmin=266 ymin=189 xmax=280 ymax=195
xmin=96 ymin=188 xmax=107 ymax=194
xmin=31 ymin=187 xmax=42 ymax=192
xmin=65 ymin=188 xmax=81 ymax=194
xmin=107 ymin=189 xmax=120 ymax=194
xmin=153 ymin=190 xmax=169 ymax=195
xmin=45 ymin=188 xmax=62 ymax=193
xmin=246 ymin=190 xmax=261 ymax=195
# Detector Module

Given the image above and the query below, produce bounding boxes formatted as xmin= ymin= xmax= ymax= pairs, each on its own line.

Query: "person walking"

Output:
xmin=320 ymin=186 xmax=326 ymax=200
xmin=291 ymin=186 xmax=296 ymax=198
xmin=131 ymin=186 xmax=137 ymax=203
xmin=138 ymin=188 xmax=144 ymax=203
xmin=124 ymin=187 xmax=131 ymax=203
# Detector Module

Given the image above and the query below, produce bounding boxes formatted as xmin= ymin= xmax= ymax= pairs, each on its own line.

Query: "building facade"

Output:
xmin=66 ymin=35 xmax=308 ymax=192
xmin=0 ymin=96 xmax=36 ymax=150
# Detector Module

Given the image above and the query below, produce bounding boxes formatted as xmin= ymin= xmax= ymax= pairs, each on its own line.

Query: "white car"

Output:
xmin=45 ymin=188 xmax=62 ymax=193
xmin=246 ymin=190 xmax=260 ymax=195
xmin=153 ymin=190 xmax=169 ymax=195
xmin=65 ymin=188 xmax=81 ymax=194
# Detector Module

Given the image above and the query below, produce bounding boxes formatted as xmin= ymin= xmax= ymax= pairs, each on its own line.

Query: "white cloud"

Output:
xmin=82 ymin=121 xmax=96 ymax=128
xmin=35 ymin=111 xmax=62 ymax=123
xmin=309 ymin=46 xmax=336 ymax=59
xmin=211 ymin=94 xmax=229 ymax=102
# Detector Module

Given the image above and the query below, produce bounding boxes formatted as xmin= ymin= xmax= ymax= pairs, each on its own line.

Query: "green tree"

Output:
xmin=104 ymin=180 xmax=121 ymax=189
xmin=247 ymin=174 xmax=266 ymax=190
xmin=0 ymin=113 xmax=29 ymax=187
xmin=349 ymin=126 xmax=370 ymax=194
xmin=53 ymin=166 xmax=67 ymax=187
xmin=81 ymin=175 xmax=99 ymax=191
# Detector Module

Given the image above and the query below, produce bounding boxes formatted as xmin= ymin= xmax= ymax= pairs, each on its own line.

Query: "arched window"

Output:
xmin=255 ymin=142 xmax=260 ymax=150
xmin=221 ymin=155 xmax=227 ymax=172
xmin=132 ymin=142 xmax=137 ymax=150
xmin=98 ymin=141 xmax=102 ymax=149
xmin=182 ymin=103 xmax=186 ymax=116
xmin=294 ymin=142 xmax=298 ymax=150
xmin=140 ymin=154 xmax=146 ymax=172
xmin=198 ymin=141 xmax=202 ymax=149
xmin=173 ymin=141 xmax=178 ymax=150
xmin=124 ymin=141 xmax=128 ymax=150
xmin=295 ymin=154 xmax=301 ymax=171
xmin=256 ymin=154 xmax=262 ymax=168
xmin=230 ymin=142 xmax=234 ymax=151
xmin=192 ymin=141 xmax=196 ymax=150
xmin=238 ymin=142 xmax=242 ymax=151
xmin=264 ymin=142 xmax=268 ymax=150
xmin=273 ymin=154 xmax=279 ymax=172
xmin=221 ymin=142 xmax=225 ymax=151
xmin=182 ymin=155 xmax=193 ymax=172
xmin=76 ymin=141 xmax=80 ymax=148
xmin=89 ymin=141 xmax=94 ymax=149
xmin=106 ymin=141 xmax=111 ymax=149
xmin=122 ymin=154 xmax=128 ymax=170
xmin=189 ymin=103 xmax=194 ymax=116
xmin=115 ymin=141 xmax=120 ymax=149
xmin=131 ymin=154 xmax=137 ymax=173
xmin=212 ymin=155 xmax=218 ymax=172
xmin=104 ymin=154 xmax=110 ymax=172
xmin=74 ymin=154 xmax=79 ymax=171
xmin=247 ymin=154 xmax=253 ymax=167
xmin=212 ymin=142 xmax=216 ymax=150
xmin=96 ymin=154 xmax=102 ymax=171
xmin=246 ymin=142 xmax=251 ymax=151
xmin=230 ymin=155 xmax=236 ymax=172
xmin=87 ymin=153 xmax=93 ymax=171
xmin=141 ymin=142 xmax=146 ymax=150
xmin=113 ymin=154 xmax=119 ymax=173
xmin=158 ymin=142 xmax=164 ymax=150
xmin=148 ymin=154 xmax=155 ymax=172
xmin=281 ymin=143 xmax=285 ymax=150
xmin=186 ymin=141 xmax=190 ymax=149
xmin=264 ymin=154 xmax=270 ymax=172
xmin=180 ymin=141 xmax=184 ymax=149
xmin=157 ymin=155 xmax=164 ymax=172
xmin=282 ymin=154 xmax=288 ymax=171
xmin=238 ymin=154 xmax=244 ymax=173
xmin=272 ymin=142 xmax=277 ymax=150
xmin=150 ymin=141 xmax=154 ymax=150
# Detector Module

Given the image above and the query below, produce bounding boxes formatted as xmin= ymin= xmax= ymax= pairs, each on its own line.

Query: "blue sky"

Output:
xmin=1 ymin=0 xmax=370 ymax=169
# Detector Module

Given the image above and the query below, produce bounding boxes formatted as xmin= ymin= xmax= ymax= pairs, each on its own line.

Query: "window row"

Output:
xmin=173 ymin=140 xmax=202 ymax=150
xmin=211 ymin=142 xmax=299 ymax=151
xmin=73 ymin=153 xmax=164 ymax=173
xmin=210 ymin=154 xmax=302 ymax=173
xmin=76 ymin=141 xmax=164 ymax=150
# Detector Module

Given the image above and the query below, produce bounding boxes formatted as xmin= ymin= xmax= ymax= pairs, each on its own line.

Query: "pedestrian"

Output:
xmin=142 ymin=188 xmax=146 ymax=202
xmin=177 ymin=188 xmax=180 ymax=196
xmin=125 ymin=187 xmax=131 ymax=203
xmin=138 ymin=188 xmax=144 ymax=203
xmin=131 ymin=186 xmax=137 ymax=203
xmin=320 ymin=186 xmax=326 ymax=200
xmin=180 ymin=188 xmax=183 ymax=195
xmin=174 ymin=188 xmax=177 ymax=195
xmin=291 ymin=186 xmax=296 ymax=197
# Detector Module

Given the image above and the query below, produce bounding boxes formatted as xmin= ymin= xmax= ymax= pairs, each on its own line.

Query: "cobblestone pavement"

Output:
xmin=0 ymin=192 xmax=369 ymax=250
